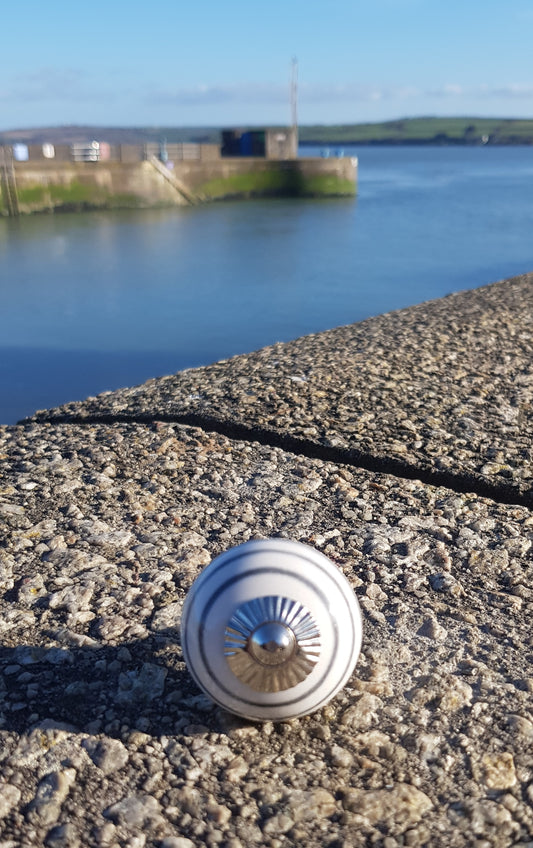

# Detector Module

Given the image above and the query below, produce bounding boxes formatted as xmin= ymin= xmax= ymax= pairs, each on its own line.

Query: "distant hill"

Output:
xmin=299 ymin=117 xmax=533 ymax=146
xmin=0 ymin=125 xmax=221 ymax=145
xmin=2 ymin=118 xmax=533 ymax=147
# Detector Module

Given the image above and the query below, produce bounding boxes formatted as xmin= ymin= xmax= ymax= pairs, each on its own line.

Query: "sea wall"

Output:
xmin=0 ymin=156 xmax=357 ymax=214
xmin=1 ymin=273 xmax=532 ymax=847
xmin=183 ymin=156 xmax=357 ymax=200
xmin=0 ymin=161 xmax=192 ymax=214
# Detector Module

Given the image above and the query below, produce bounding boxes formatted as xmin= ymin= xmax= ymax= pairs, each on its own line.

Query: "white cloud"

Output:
xmin=490 ymin=83 xmax=533 ymax=98
xmin=144 ymin=82 xmax=288 ymax=106
xmin=3 ymin=70 xmax=533 ymax=123
xmin=143 ymin=81 xmax=420 ymax=108
xmin=0 ymin=68 xmax=114 ymax=103
xmin=429 ymin=81 xmax=533 ymax=100
xmin=142 ymin=79 xmax=533 ymax=110
xmin=442 ymin=84 xmax=464 ymax=96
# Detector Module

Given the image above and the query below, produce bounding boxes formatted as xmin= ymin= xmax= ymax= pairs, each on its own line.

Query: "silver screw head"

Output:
xmin=248 ymin=621 xmax=296 ymax=666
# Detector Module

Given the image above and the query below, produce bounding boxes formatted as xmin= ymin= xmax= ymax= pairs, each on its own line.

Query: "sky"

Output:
xmin=2 ymin=0 xmax=533 ymax=130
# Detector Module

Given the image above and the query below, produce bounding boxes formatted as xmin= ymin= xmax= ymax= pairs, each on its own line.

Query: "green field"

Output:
xmin=298 ymin=117 xmax=533 ymax=146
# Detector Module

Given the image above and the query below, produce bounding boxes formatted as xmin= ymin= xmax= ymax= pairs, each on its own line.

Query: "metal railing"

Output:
xmin=0 ymin=146 xmax=19 ymax=216
xmin=0 ymin=141 xmax=219 ymax=164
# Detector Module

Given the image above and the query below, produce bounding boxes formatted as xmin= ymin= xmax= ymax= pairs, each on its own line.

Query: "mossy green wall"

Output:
xmin=186 ymin=157 xmax=356 ymax=200
xmin=14 ymin=181 xmax=142 ymax=213
xmin=1 ymin=158 xmax=357 ymax=215
xmin=197 ymin=167 xmax=355 ymax=199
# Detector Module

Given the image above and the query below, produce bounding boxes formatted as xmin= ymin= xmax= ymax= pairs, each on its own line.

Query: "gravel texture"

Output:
xmin=29 ymin=273 xmax=533 ymax=504
xmin=1 ymin=419 xmax=532 ymax=847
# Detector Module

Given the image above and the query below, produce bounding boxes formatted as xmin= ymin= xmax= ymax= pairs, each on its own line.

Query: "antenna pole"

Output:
xmin=290 ymin=57 xmax=298 ymax=156
xmin=290 ymin=57 xmax=298 ymax=130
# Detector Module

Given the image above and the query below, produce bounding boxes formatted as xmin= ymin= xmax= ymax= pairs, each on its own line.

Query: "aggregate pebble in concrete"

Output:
xmin=31 ymin=274 xmax=533 ymax=502
xmin=1 ymin=420 xmax=532 ymax=847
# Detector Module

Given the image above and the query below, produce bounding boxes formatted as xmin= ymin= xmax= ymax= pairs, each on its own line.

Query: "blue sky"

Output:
xmin=2 ymin=0 xmax=533 ymax=129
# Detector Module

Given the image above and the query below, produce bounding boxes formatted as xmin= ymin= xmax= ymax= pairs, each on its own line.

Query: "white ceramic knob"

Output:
xmin=180 ymin=538 xmax=363 ymax=721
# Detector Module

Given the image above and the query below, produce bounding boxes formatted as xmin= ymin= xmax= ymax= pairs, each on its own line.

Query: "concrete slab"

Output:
xmin=1 ymin=420 xmax=532 ymax=847
xmin=31 ymin=273 xmax=533 ymax=504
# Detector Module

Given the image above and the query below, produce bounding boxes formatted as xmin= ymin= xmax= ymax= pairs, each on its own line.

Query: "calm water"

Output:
xmin=1 ymin=146 xmax=533 ymax=424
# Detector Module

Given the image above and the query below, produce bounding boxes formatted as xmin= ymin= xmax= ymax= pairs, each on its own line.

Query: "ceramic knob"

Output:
xmin=180 ymin=538 xmax=363 ymax=721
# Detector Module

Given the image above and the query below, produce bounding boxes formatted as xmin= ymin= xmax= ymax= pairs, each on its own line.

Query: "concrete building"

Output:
xmin=221 ymin=127 xmax=298 ymax=160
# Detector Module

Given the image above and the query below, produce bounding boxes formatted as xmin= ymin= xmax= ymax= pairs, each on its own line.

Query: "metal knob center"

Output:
xmin=224 ymin=596 xmax=321 ymax=693
xmin=248 ymin=622 xmax=296 ymax=666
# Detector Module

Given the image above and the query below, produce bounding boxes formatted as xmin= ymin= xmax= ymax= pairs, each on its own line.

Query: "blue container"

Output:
xmin=240 ymin=133 xmax=253 ymax=156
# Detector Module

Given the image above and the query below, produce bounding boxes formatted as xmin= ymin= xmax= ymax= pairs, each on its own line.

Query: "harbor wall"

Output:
xmin=181 ymin=156 xmax=357 ymax=200
xmin=0 ymin=156 xmax=357 ymax=215
xmin=1 ymin=161 xmax=190 ymax=214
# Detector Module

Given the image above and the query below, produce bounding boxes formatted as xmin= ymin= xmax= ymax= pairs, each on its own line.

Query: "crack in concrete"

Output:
xmin=27 ymin=411 xmax=533 ymax=510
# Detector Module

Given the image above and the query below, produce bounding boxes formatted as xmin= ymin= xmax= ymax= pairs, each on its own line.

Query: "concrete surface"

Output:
xmin=34 ymin=272 xmax=533 ymax=505
xmin=1 ymin=274 xmax=532 ymax=847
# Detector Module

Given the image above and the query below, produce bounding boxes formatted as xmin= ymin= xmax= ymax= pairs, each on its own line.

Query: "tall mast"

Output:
xmin=290 ymin=57 xmax=298 ymax=131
